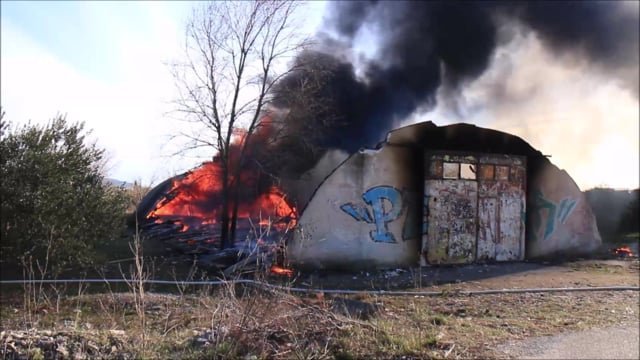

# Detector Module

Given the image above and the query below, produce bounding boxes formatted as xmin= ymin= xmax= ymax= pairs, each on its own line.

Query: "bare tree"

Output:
xmin=170 ymin=1 xmax=304 ymax=249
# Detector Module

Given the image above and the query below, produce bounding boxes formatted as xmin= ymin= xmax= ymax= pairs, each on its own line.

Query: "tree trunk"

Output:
xmin=229 ymin=182 xmax=240 ymax=244
xmin=219 ymin=160 xmax=231 ymax=249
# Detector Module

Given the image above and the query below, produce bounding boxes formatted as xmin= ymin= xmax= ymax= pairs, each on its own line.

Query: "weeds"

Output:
xmin=19 ymin=228 xmax=64 ymax=327
xmin=2 ymin=283 xmax=638 ymax=359
xmin=3 ymin=225 xmax=638 ymax=359
xmin=119 ymin=219 xmax=150 ymax=357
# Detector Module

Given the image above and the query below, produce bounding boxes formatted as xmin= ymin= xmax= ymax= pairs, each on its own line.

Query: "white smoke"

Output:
xmin=409 ymin=27 xmax=639 ymax=191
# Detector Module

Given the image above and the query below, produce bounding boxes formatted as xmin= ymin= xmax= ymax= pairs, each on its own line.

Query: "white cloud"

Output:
xmin=1 ymin=1 xmax=329 ymax=186
xmin=1 ymin=5 xmax=201 ymax=185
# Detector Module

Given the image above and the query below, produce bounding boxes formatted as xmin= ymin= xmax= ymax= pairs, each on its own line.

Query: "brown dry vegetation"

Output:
xmin=1 ymin=261 xmax=639 ymax=359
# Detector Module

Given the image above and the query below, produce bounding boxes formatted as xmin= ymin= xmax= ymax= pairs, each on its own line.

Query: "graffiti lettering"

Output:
xmin=364 ymin=186 xmax=403 ymax=242
xmin=340 ymin=186 xmax=403 ymax=243
xmin=340 ymin=203 xmax=373 ymax=223
xmin=530 ymin=190 xmax=577 ymax=240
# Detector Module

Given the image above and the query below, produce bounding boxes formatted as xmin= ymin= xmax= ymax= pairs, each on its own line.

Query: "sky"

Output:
xmin=1 ymin=0 xmax=327 ymax=185
xmin=1 ymin=1 xmax=638 ymax=190
xmin=409 ymin=26 xmax=640 ymax=191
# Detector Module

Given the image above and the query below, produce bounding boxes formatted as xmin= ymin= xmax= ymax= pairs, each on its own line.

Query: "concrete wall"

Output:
xmin=280 ymin=149 xmax=350 ymax=210
xmin=287 ymin=121 xmax=602 ymax=268
xmin=287 ymin=145 xmax=421 ymax=269
xmin=527 ymin=162 xmax=601 ymax=257
xmin=288 ymin=147 xmax=601 ymax=267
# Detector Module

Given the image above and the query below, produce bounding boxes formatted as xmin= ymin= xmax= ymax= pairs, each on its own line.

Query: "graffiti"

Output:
xmin=557 ymin=198 xmax=576 ymax=224
xmin=530 ymin=190 xmax=578 ymax=240
xmin=341 ymin=186 xmax=430 ymax=243
xmin=340 ymin=203 xmax=373 ymax=223
xmin=340 ymin=186 xmax=404 ymax=243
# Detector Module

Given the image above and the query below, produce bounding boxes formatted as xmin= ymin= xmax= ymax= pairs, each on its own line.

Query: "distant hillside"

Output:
xmin=105 ymin=178 xmax=134 ymax=189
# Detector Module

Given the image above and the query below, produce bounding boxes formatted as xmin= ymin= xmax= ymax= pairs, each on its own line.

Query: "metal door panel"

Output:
xmin=477 ymin=197 xmax=497 ymax=261
xmin=496 ymin=193 xmax=523 ymax=261
xmin=425 ymin=180 xmax=477 ymax=264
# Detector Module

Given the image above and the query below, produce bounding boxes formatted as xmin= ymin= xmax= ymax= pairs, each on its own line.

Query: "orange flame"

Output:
xmin=614 ymin=246 xmax=634 ymax=257
xmin=144 ymin=113 xmax=297 ymax=237
xmin=270 ymin=265 xmax=294 ymax=277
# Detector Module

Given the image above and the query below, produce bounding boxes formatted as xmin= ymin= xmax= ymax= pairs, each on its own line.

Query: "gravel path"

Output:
xmin=498 ymin=322 xmax=639 ymax=359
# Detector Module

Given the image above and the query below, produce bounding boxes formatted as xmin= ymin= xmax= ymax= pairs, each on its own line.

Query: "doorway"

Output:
xmin=422 ymin=152 xmax=526 ymax=265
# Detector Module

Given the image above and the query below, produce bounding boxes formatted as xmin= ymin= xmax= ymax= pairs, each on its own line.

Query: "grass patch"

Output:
xmin=430 ymin=314 xmax=447 ymax=326
xmin=1 ymin=284 xmax=638 ymax=359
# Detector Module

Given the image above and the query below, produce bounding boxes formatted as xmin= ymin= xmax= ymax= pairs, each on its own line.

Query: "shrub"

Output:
xmin=0 ymin=113 xmax=128 ymax=276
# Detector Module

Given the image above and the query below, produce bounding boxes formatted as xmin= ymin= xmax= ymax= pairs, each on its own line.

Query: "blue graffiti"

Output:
xmin=557 ymin=198 xmax=577 ymax=224
xmin=339 ymin=203 xmax=373 ymax=223
xmin=340 ymin=186 xmax=403 ymax=243
xmin=530 ymin=190 xmax=578 ymax=240
xmin=364 ymin=186 xmax=403 ymax=242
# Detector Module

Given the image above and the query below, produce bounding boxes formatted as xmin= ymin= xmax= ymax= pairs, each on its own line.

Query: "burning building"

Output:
xmin=137 ymin=120 xmax=601 ymax=270
xmin=287 ymin=121 xmax=601 ymax=269
xmin=135 ymin=1 xmax=636 ymax=270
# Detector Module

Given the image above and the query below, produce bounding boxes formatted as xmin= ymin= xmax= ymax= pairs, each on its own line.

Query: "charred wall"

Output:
xmin=288 ymin=121 xmax=601 ymax=268
xmin=288 ymin=145 xmax=421 ymax=269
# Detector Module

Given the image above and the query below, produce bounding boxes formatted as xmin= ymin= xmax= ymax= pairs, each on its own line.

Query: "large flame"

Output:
xmin=145 ymin=115 xmax=297 ymax=237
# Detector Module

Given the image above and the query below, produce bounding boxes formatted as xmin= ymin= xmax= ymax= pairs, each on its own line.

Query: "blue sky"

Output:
xmin=1 ymin=1 xmax=197 ymax=183
xmin=1 ymin=1 xmax=326 ymax=184
xmin=2 ymin=1 xmax=195 ymax=81
xmin=1 ymin=1 xmax=638 ymax=190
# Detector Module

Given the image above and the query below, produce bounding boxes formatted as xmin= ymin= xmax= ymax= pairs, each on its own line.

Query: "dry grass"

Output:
xmin=2 ymin=256 xmax=639 ymax=359
xmin=1 ymin=283 xmax=638 ymax=359
xmin=340 ymin=290 xmax=639 ymax=359
xmin=1 ymin=285 xmax=348 ymax=359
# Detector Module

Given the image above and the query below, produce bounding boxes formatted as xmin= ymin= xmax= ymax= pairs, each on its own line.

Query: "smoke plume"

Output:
xmin=273 ymin=1 xmax=638 ymax=158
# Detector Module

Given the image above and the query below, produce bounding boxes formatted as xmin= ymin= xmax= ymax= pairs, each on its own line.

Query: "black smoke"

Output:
xmin=270 ymin=1 xmax=638 ymax=168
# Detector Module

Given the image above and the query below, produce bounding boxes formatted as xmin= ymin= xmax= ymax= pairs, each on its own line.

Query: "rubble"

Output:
xmin=0 ymin=329 xmax=133 ymax=360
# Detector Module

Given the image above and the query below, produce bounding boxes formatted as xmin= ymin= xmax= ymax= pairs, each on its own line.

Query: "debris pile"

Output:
xmin=0 ymin=329 xmax=132 ymax=360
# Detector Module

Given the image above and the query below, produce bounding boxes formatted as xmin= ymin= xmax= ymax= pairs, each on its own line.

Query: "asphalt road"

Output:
xmin=499 ymin=322 xmax=639 ymax=359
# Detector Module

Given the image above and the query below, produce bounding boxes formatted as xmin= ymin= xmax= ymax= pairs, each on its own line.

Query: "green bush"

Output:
xmin=0 ymin=113 xmax=128 ymax=276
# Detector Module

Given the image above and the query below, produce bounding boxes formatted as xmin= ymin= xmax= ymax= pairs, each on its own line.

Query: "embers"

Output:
xmin=613 ymin=246 xmax=634 ymax=258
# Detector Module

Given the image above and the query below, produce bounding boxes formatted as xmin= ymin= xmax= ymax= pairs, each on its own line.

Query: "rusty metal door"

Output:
xmin=477 ymin=197 xmax=498 ymax=260
xmin=477 ymin=156 xmax=526 ymax=262
xmin=423 ymin=153 xmax=526 ymax=265
xmin=423 ymin=156 xmax=478 ymax=264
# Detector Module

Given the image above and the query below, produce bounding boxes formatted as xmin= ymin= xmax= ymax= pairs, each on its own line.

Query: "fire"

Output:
xmin=144 ymin=113 xmax=297 ymax=242
xmin=270 ymin=265 xmax=294 ymax=277
xmin=613 ymin=246 xmax=634 ymax=257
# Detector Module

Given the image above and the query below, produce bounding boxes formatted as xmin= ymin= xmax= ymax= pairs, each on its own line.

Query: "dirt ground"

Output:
xmin=497 ymin=322 xmax=639 ymax=359
xmin=1 ymin=257 xmax=638 ymax=359
xmin=289 ymin=257 xmax=640 ymax=292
